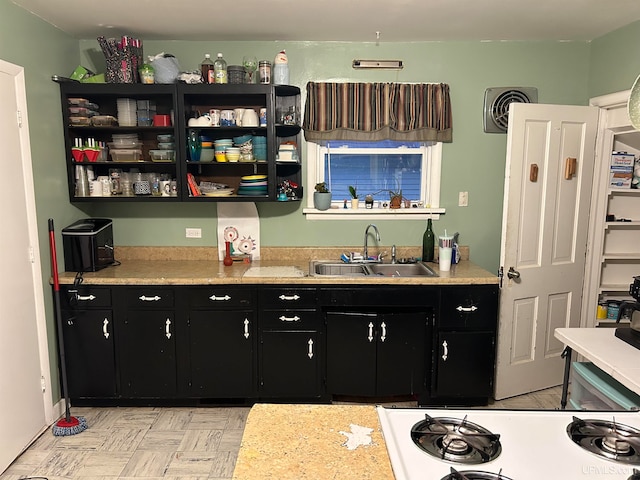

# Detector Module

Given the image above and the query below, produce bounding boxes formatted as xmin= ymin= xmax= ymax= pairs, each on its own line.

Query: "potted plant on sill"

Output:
xmin=388 ymin=184 xmax=403 ymax=209
xmin=348 ymin=185 xmax=359 ymax=209
xmin=314 ymin=182 xmax=332 ymax=211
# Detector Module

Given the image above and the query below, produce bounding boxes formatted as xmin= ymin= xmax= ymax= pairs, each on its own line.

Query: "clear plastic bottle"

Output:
xmin=200 ymin=54 xmax=215 ymax=84
xmin=213 ymin=53 xmax=228 ymax=84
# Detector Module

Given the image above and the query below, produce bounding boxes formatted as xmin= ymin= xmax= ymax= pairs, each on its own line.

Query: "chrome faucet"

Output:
xmin=391 ymin=244 xmax=397 ymax=264
xmin=364 ymin=224 xmax=381 ymax=260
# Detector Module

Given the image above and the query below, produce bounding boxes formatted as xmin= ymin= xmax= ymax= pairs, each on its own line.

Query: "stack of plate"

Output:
xmin=116 ymin=98 xmax=137 ymax=127
xmin=237 ymin=174 xmax=268 ymax=196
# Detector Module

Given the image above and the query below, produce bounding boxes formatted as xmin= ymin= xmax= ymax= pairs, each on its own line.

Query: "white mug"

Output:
xmin=160 ymin=180 xmax=172 ymax=197
xmin=242 ymin=108 xmax=259 ymax=127
xmin=209 ymin=109 xmax=221 ymax=127
xmin=221 ymin=110 xmax=235 ymax=126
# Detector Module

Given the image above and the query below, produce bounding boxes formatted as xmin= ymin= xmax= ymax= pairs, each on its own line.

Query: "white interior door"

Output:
xmin=0 ymin=59 xmax=51 ymax=472
xmin=494 ymin=102 xmax=599 ymax=400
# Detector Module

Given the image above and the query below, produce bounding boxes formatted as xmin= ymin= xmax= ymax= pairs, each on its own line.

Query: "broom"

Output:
xmin=49 ymin=219 xmax=88 ymax=436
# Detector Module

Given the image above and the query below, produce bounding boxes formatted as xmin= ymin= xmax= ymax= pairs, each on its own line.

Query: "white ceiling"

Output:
xmin=10 ymin=0 xmax=640 ymax=42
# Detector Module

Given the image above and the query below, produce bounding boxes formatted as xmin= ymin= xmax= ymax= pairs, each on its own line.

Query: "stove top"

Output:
xmin=377 ymin=407 xmax=640 ymax=479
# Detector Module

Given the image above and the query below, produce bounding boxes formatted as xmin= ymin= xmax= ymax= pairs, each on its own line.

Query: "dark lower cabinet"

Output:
xmin=326 ymin=311 xmax=429 ymax=397
xmin=434 ymin=331 xmax=495 ymax=398
xmin=260 ymin=330 xmax=321 ymax=398
xmin=116 ymin=287 xmax=177 ymax=398
xmin=62 ymin=308 xmax=116 ymax=398
xmin=118 ymin=309 xmax=177 ymax=397
xmin=185 ymin=286 xmax=256 ymax=398
xmin=258 ymin=287 xmax=323 ymax=399
xmin=188 ymin=310 xmax=254 ymax=397
xmin=57 ymin=281 xmax=498 ymax=406
xmin=59 ymin=286 xmax=116 ymax=400
xmin=430 ymin=285 xmax=499 ymax=405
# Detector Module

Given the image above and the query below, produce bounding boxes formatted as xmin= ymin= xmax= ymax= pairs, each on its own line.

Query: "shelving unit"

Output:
xmin=58 ymin=83 xmax=180 ymax=202
xmin=584 ymin=91 xmax=640 ymax=326
xmin=57 ymin=82 xmax=302 ymax=203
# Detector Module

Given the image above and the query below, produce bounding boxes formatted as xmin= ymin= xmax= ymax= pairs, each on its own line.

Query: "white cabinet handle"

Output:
xmin=456 ymin=305 xmax=478 ymax=312
xmin=380 ymin=322 xmax=387 ymax=342
xmin=279 ymin=294 xmax=300 ymax=301
xmin=139 ymin=295 xmax=161 ymax=302
xmin=442 ymin=340 xmax=448 ymax=361
xmin=308 ymin=339 xmax=314 ymax=359
xmin=77 ymin=294 xmax=96 ymax=301
xmin=165 ymin=319 xmax=172 ymax=339
xmin=243 ymin=318 xmax=250 ymax=339
xmin=367 ymin=322 xmax=374 ymax=342
xmin=279 ymin=315 xmax=300 ymax=322
xmin=209 ymin=294 xmax=231 ymax=301
xmin=102 ymin=318 xmax=110 ymax=339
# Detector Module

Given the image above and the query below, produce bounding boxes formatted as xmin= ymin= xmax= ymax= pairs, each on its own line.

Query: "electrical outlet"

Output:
xmin=185 ymin=228 xmax=202 ymax=238
xmin=458 ymin=191 xmax=469 ymax=207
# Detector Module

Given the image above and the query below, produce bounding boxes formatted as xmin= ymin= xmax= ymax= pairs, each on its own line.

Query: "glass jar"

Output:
xmin=259 ymin=61 xmax=271 ymax=84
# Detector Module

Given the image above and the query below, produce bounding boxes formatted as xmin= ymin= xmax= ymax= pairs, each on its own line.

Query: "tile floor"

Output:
xmin=1 ymin=387 xmax=562 ymax=480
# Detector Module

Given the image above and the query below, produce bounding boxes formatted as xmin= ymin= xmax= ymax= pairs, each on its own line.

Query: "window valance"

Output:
xmin=302 ymin=82 xmax=452 ymax=143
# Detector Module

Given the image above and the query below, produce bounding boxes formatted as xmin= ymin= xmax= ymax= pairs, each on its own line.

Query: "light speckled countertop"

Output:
xmin=58 ymin=246 xmax=497 ymax=285
xmin=232 ymin=404 xmax=394 ymax=480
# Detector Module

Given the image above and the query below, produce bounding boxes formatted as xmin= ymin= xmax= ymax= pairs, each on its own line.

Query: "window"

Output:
xmin=305 ymin=140 xmax=443 ymax=219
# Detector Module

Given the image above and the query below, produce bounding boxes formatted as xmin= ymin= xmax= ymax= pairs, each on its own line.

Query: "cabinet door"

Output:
xmin=260 ymin=331 xmax=320 ymax=397
xmin=377 ymin=312 xmax=429 ymax=397
xmin=62 ymin=309 xmax=116 ymax=398
xmin=188 ymin=310 xmax=255 ymax=397
xmin=119 ymin=309 xmax=177 ymax=397
xmin=326 ymin=312 xmax=377 ymax=395
xmin=435 ymin=331 xmax=495 ymax=398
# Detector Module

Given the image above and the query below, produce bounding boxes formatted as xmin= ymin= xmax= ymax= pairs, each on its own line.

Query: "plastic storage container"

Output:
xmin=109 ymin=149 xmax=142 ymax=162
xmin=569 ymin=362 xmax=640 ymax=410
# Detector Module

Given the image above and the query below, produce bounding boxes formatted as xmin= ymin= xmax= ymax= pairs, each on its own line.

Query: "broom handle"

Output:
xmin=49 ymin=219 xmax=72 ymax=422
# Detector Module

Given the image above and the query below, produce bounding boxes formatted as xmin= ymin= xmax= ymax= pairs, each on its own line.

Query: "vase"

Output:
xmin=313 ymin=192 xmax=332 ymax=211
xmin=390 ymin=195 xmax=402 ymax=209
xmin=351 ymin=198 xmax=359 ymax=210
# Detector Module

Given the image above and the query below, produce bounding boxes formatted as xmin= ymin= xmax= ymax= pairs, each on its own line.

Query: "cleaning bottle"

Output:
xmin=213 ymin=53 xmax=228 ymax=84
xmin=422 ymin=218 xmax=435 ymax=262
xmin=200 ymin=53 xmax=214 ymax=84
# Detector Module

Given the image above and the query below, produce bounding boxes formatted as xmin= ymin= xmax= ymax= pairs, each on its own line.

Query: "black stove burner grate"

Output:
xmin=567 ymin=416 xmax=640 ymax=464
xmin=439 ymin=467 xmax=514 ymax=480
xmin=411 ymin=414 xmax=501 ymax=464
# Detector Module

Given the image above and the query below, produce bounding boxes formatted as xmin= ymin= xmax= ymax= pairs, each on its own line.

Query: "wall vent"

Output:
xmin=483 ymin=87 xmax=538 ymax=133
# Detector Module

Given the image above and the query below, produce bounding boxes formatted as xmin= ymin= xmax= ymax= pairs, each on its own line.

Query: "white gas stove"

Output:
xmin=377 ymin=406 xmax=640 ymax=480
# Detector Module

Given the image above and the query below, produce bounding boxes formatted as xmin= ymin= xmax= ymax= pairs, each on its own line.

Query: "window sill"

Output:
xmin=303 ymin=207 xmax=445 ymax=220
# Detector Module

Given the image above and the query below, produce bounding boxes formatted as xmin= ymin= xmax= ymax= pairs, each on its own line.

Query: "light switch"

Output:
xmin=458 ymin=191 xmax=468 ymax=207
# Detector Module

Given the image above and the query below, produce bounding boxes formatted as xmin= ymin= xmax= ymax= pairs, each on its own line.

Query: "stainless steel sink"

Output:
xmin=309 ymin=261 xmax=437 ymax=277
xmin=366 ymin=262 xmax=437 ymax=277
xmin=310 ymin=262 xmax=368 ymax=276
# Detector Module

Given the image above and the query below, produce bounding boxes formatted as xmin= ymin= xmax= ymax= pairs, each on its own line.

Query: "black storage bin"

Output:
xmin=62 ymin=218 xmax=114 ymax=272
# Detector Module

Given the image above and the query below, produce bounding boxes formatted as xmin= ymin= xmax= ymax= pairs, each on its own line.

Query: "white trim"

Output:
xmin=0 ymin=59 xmax=54 ymax=425
xmin=302 ymin=207 xmax=445 ymax=220
xmin=305 ymin=140 xmax=443 ymax=219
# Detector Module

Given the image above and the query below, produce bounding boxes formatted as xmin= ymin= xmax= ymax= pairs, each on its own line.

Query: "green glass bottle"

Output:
xmin=422 ymin=218 xmax=435 ymax=262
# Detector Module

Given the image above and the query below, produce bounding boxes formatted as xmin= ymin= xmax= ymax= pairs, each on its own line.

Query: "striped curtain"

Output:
xmin=302 ymin=82 xmax=452 ymax=142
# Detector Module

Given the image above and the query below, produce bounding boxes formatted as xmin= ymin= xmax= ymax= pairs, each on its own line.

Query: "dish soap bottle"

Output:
xmin=422 ymin=218 xmax=435 ymax=262
xmin=213 ymin=53 xmax=228 ymax=84
xmin=200 ymin=53 xmax=214 ymax=84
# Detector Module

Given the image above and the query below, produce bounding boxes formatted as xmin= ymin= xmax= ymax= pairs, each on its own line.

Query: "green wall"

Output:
xmin=0 ymin=0 xmax=82 ymax=403
xmin=78 ymin=39 xmax=593 ymax=274
xmin=2 ymin=0 xmax=640 ymax=404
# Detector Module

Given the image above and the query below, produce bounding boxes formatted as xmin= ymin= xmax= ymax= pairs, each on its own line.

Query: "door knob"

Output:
xmin=507 ymin=267 xmax=520 ymax=279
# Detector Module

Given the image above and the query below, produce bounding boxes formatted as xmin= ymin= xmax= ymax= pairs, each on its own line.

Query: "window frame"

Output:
xmin=304 ymin=140 xmax=445 ymax=220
